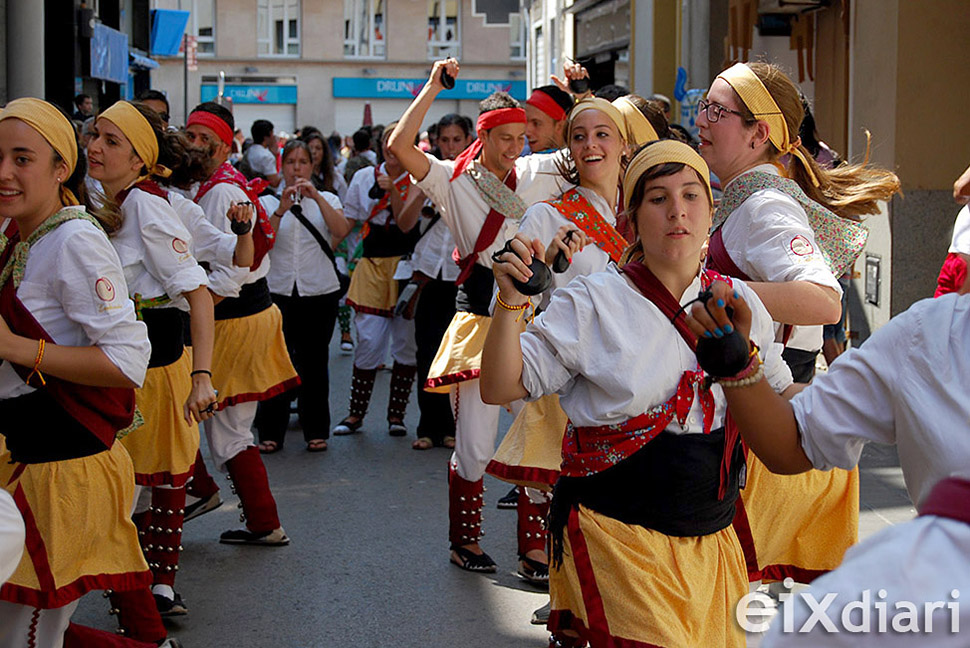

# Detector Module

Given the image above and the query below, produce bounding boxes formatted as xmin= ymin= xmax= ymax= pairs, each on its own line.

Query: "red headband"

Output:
xmin=186 ymin=111 xmax=233 ymax=146
xmin=450 ymin=108 xmax=527 ymax=181
xmin=526 ymin=90 xmax=567 ymax=121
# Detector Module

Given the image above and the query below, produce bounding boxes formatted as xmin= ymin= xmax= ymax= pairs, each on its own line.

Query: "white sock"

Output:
xmin=152 ymin=584 xmax=175 ymax=600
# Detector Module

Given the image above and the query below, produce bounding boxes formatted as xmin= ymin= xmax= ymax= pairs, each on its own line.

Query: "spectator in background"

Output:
xmin=137 ymin=89 xmax=171 ymax=129
xmin=242 ymin=119 xmax=281 ymax=186
xmin=303 ymin=127 xmax=348 ymax=202
xmin=72 ymin=92 xmax=93 ymax=120
xmin=649 ymin=93 xmax=672 ymax=120
xmin=343 ymin=128 xmax=377 ymax=182
xmin=79 ymin=116 xmax=96 ymax=150
xmin=231 ymin=128 xmax=245 ymax=165
xmin=524 ymin=85 xmax=574 ymax=154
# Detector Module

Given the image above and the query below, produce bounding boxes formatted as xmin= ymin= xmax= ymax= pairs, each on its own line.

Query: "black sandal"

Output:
xmin=450 ymin=546 xmax=497 ymax=573
xmin=332 ymin=418 xmax=363 ymax=436
xmin=518 ymin=556 xmax=550 ymax=585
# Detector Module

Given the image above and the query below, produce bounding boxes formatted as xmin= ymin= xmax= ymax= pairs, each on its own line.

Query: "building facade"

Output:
xmin=148 ymin=0 xmax=527 ymax=139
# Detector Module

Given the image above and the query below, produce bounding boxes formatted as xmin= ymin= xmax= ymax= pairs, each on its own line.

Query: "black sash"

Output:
xmin=142 ymin=307 xmax=185 ymax=368
xmin=362 ymin=222 xmax=421 ymax=258
xmin=214 ymin=277 xmax=273 ymax=320
xmin=454 ymin=263 xmax=494 ymax=317
xmin=0 ymin=389 xmax=108 ymax=463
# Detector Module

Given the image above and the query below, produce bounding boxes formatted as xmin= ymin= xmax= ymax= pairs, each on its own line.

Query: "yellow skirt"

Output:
xmin=346 ymin=256 xmax=401 ymax=316
xmin=487 ymin=393 xmax=566 ymax=491
xmin=736 ymin=453 xmax=859 ymax=582
xmin=0 ymin=443 xmax=150 ymax=609
xmin=550 ymin=505 xmax=747 ymax=647
xmin=212 ymin=304 xmax=300 ymax=409
xmin=121 ymin=349 xmax=199 ymax=487
xmin=425 ymin=311 xmax=490 ymax=393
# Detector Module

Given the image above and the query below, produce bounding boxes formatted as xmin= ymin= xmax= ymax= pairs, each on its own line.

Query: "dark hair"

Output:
xmin=136 ymin=89 xmax=170 ymax=114
xmin=437 ymin=113 xmax=473 ymax=137
xmin=593 ymin=84 xmax=629 ymax=102
xmin=479 ymin=91 xmax=520 ymax=114
xmin=533 ymin=85 xmax=574 ymax=114
xmin=301 ymin=130 xmax=336 ymax=193
xmin=622 ymin=94 xmax=671 ymax=139
xmin=798 ymin=94 xmax=821 ymax=158
xmin=281 ymin=138 xmax=311 ymax=165
xmin=48 ymin=106 xmax=94 ymax=222
xmin=251 ymin=119 xmax=274 ymax=144
xmin=74 ymin=93 xmax=90 ymax=108
xmin=352 ymin=129 xmax=372 ymax=152
xmin=163 ymin=137 xmax=211 ymax=189
xmin=191 ymin=102 xmax=234 ymax=131
xmin=666 ymin=123 xmax=698 ymax=149
xmin=620 ymin=140 xmax=711 ymax=264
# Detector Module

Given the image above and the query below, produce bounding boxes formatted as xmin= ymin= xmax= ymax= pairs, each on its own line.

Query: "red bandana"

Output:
xmin=187 ymin=111 xmax=233 ymax=146
xmin=450 ymin=107 xmax=527 ymax=181
xmin=526 ymin=90 xmax=567 ymax=121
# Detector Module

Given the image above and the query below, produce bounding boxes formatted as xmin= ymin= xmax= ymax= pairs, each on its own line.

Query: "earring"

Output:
xmin=750 ymin=142 xmax=756 ymax=149
xmin=55 ymin=177 xmax=61 ymax=183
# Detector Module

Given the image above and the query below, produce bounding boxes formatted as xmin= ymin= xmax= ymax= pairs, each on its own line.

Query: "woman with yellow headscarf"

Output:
xmin=0 ymin=98 xmax=184 ymax=646
xmin=86 ymin=100 xmax=216 ymax=620
xmin=485 ymin=97 xmax=632 ymax=584
xmin=480 ymin=140 xmax=796 ymax=647
xmin=696 ymin=61 xmax=899 ymax=588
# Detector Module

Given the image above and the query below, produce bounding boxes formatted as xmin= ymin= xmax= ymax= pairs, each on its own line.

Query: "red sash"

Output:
xmin=194 ymin=162 xmax=274 ymax=270
xmin=560 ymin=262 xmax=738 ymax=498
xmin=0 ymin=228 xmax=135 ymax=450
xmin=544 ymin=189 xmax=627 ymax=263
xmin=116 ymin=179 xmax=169 ymax=203
xmin=454 ymin=169 xmax=517 ymax=286
xmin=920 ymin=477 xmax=970 ymax=524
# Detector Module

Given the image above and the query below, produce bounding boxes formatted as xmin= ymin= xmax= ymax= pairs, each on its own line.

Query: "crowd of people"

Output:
xmin=0 ymin=52 xmax=966 ymax=648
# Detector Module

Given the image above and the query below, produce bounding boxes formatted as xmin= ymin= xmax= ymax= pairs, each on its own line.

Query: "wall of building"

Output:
xmin=152 ymin=0 xmax=524 ymax=138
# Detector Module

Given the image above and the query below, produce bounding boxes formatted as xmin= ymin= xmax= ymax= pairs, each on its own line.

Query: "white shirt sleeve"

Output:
xmin=53 ymin=224 xmax=151 ymax=386
xmin=949 ymin=205 xmax=970 ymax=255
xmin=129 ymin=193 xmax=209 ymax=299
xmin=737 ymin=278 xmax=794 ymax=392
xmin=791 ymin=308 xmax=907 ymax=470
xmin=735 ymin=189 xmax=842 ymax=294
xmin=414 ymin=155 xmax=455 ymax=224
xmin=170 ymin=192 xmax=236 ymax=268
xmin=249 ymin=145 xmax=277 ymax=177
xmin=0 ymin=489 xmax=24 ymax=585
xmin=519 ymin=280 xmax=590 ymax=401
xmin=343 ymin=168 xmax=373 ymax=222
xmin=197 ymin=184 xmax=251 ymax=298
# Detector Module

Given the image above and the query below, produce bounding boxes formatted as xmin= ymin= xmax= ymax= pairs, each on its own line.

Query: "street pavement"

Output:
xmin=74 ymin=337 xmax=915 ymax=648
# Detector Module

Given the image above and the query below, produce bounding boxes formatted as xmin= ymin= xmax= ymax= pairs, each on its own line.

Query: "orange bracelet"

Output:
xmin=495 ymin=292 xmax=532 ymax=323
xmin=26 ymin=339 xmax=46 ymax=386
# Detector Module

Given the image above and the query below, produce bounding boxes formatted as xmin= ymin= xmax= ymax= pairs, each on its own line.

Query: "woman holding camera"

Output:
xmin=254 ymin=139 xmax=350 ymax=453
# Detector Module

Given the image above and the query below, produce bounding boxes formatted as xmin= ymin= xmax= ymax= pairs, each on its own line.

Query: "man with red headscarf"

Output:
xmin=182 ymin=102 xmax=298 ymax=547
xmin=524 ymin=85 xmax=573 ymax=155
xmin=389 ymin=58 xmax=567 ymax=573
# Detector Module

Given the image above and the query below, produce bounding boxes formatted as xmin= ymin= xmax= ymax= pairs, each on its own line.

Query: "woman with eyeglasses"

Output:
xmin=695 ymin=61 xmax=899 ymax=586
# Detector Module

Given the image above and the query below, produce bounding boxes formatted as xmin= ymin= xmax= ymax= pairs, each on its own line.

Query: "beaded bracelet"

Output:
xmin=26 ymin=339 xmax=46 ymax=386
xmin=495 ymin=292 xmax=532 ymax=323
xmin=719 ymin=363 xmax=764 ymax=389
xmin=715 ymin=341 xmax=761 ymax=386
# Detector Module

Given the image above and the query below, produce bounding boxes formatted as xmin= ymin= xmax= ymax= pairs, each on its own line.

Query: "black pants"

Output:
xmin=414 ymin=277 xmax=457 ymax=444
xmin=255 ymin=289 xmax=340 ymax=444
xmin=782 ymin=347 xmax=819 ymax=384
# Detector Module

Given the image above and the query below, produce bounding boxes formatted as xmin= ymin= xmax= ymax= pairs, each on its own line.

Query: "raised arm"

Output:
xmin=388 ymin=58 xmax=459 ymax=182
xmin=395 ymin=186 xmax=427 ymax=233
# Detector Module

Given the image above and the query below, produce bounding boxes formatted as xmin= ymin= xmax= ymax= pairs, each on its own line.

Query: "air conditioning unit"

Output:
xmin=758 ymin=0 xmax=830 ymax=14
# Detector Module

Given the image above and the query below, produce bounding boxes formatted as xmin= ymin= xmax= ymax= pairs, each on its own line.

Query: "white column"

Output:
xmin=6 ymin=0 xmax=46 ymax=99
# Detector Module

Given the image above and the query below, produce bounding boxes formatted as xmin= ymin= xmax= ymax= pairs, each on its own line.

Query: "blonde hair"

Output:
xmin=738 ymin=62 xmax=900 ymax=220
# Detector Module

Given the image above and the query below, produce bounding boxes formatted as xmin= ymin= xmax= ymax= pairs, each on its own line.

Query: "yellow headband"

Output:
xmin=612 ymin=96 xmax=659 ymax=147
xmin=567 ymin=98 xmax=628 ymax=143
xmin=716 ymin=62 xmax=819 ymax=186
xmin=99 ymin=101 xmax=171 ymax=178
xmin=623 ymin=140 xmax=713 ymax=210
xmin=0 ymin=98 xmax=80 ymax=206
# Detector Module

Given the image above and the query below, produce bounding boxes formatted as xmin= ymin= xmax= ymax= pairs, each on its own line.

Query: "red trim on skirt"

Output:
xmin=423 ymin=369 xmax=480 ymax=391
xmin=548 ymin=610 xmax=663 ymax=648
xmin=346 ymin=299 xmax=394 ymax=318
xmin=1 ymin=571 xmax=152 ymax=610
xmin=761 ymin=564 xmax=827 ymax=585
xmin=216 ymin=375 xmax=301 ymax=410
xmin=485 ymin=459 xmax=559 ymax=488
xmin=133 ymin=468 xmax=193 ymax=488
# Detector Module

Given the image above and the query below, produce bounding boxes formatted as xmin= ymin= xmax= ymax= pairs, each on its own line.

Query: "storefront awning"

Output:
xmin=150 ymin=9 xmax=190 ymax=57
xmin=129 ymin=51 xmax=159 ymax=70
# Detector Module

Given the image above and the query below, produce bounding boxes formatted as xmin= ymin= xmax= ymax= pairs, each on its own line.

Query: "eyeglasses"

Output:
xmin=697 ymin=99 xmax=745 ymax=123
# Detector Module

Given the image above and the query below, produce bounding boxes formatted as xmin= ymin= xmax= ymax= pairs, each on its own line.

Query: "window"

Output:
xmin=427 ymin=1 xmax=459 ymax=60
xmin=258 ymin=0 xmax=300 ymax=57
xmin=509 ymin=12 xmax=526 ymax=60
xmin=179 ymin=0 xmax=215 ymax=55
xmin=533 ymin=24 xmax=544 ymax=85
xmin=344 ymin=0 xmax=385 ymax=59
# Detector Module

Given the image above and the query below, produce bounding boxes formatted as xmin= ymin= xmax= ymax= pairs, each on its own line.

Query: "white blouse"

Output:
xmin=168 ymin=190 xmax=236 ymax=268
xmin=519 ymin=266 xmax=792 ymax=429
xmin=194 ymin=182 xmax=270 ymax=298
xmin=344 ymin=164 xmax=408 ymax=228
xmin=719 ymin=164 xmax=842 ymax=352
xmin=111 ymin=188 xmax=208 ymax=312
xmin=262 ymin=191 xmax=343 ymax=297
xmin=416 ymin=152 xmax=569 ymax=270
xmin=0 ymin=215 xmax=150 ymax=398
